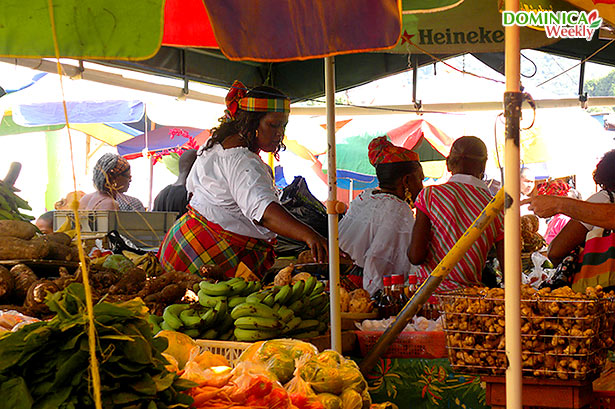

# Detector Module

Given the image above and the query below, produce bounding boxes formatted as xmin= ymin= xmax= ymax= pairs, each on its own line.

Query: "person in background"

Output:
xmin=528 ymin=149 xmax=615 ymax=266
xmin=153 ymin=149 xmax=197 ymax=217
xmin=54 ymin=191 xmax=85 ymax=210
xmin=35 ymin=210 xmax=54 ymax=234
xmin=338 ymin=136 xmax=424 ymax=295
xmin=158 ymin=81 xmax=328 ymax=278
xmin=520 ymin=166 xmax=536 ymax=217
xmin=409 ymin=136 xmax=504 ymax=292
xmin=79 ymin=153 xmax=146 ymax=211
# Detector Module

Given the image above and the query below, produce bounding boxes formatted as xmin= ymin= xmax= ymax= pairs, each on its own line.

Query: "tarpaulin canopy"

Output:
xmin=0 ymin=111 xmax=63 ymax=136
xmin=12 ymin=100 xmax=144 ymax=126
xmin=116 ymin=126 xmax=210 ymax=159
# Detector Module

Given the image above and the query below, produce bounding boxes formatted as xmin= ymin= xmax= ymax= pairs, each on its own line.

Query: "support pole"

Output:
xmin=325 ymin=56 xmax=342 ymax=353
xmin=504 ymin=0 xmax=523 ymax=408
xmin=360 ymin=189 xmax=505 ymax=375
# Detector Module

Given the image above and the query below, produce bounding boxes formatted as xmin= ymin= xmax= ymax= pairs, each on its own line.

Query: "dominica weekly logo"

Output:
xmin=502 ymin=10 xmax=603 ymax=41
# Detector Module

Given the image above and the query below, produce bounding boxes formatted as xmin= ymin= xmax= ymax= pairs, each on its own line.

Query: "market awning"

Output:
xmin=117 ymin=126 xmax=210 ymax=159
xmin=12 ymin=100 xmax=144 ymax=126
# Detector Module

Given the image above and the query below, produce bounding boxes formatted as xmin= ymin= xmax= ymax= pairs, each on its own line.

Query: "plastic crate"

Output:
xmin=53 ymin=210 xmax=177 ymax=248
xmin=195 ymin=339 xmax=251 ymax=365
xmin=593 ymin=391 xmax=615 ymax=409
xmin=355 ymin=330 xmax=447 ymax=359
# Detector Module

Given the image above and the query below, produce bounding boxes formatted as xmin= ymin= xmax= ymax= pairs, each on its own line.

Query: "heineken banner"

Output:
xmin=390 ymin=0 xmax=581 ymax=54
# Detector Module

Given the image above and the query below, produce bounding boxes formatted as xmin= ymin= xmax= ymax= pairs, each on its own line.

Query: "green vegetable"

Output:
xmin=0 ymin=283 xmax=195 ymax=409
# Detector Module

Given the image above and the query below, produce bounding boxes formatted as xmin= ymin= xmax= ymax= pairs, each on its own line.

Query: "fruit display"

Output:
xmin=156 ymin=275 xmax=330 ymax=342
xmin=440 ymin=285 xmax=615 ymax=380
xmin=0 ymin=283 xmax=193 ymax=409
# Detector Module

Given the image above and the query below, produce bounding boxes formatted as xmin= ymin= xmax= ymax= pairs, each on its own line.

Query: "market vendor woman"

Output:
xmin=339 ymin=136 xmax=423 ymax=295
xmin=158 ymin=81 xmax=328 ymax=278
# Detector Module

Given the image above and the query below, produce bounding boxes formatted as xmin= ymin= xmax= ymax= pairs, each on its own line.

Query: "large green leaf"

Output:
xmin=0 ymin=0 xmax=164 ymax=59
xmin=0 ymin=377 xmax=33 ymax=409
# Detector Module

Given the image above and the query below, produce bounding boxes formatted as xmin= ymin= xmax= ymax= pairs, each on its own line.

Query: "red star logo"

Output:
xmin=401 ymin=30 xmax=415 ymax=45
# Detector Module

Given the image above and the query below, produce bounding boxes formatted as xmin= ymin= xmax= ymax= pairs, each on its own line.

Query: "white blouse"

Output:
xmin=187 ymin=144 xmax=279 ymax=240
xmin=339 ymin=188 xmax=417 ymax=295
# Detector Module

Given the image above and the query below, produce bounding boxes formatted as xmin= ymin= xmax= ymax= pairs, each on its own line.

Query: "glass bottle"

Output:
xmin=390 ymin=274 xmax=408 ymax=315
xmin=405 ymin=275 xmax=418 ymax=300
xmin=377 ymin=275 xmax=394 ymax=319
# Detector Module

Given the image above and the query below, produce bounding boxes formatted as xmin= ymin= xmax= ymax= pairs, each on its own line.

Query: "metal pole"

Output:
xmin=360 ymin=189 xmax=505 ymax=375
xmin=504 ymin=0 xmax=523 ymax=408
xmin=325 ymin=56 xmax=342 ymax=353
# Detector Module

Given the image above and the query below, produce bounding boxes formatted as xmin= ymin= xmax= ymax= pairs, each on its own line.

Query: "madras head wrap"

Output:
xmin=368 ymin=136 xmax=419 ymax=166
xmin=537 ymin=180 xmax=570 ymax=197
xmin=221 ymin=80 xmax=290 ymax=123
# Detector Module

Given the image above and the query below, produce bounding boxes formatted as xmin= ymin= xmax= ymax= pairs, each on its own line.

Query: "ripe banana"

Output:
xmin=199 ymin=280 xmax=233 ymax=296
xmin=287 ymin=280 xmax=305 ymax=304
xmin=274 ymin=284 xmax=292 ymax=305
xmin=162 ymin=304 xmax=189 ymax=330
xmin=234 ymin=327 xmax=279 ymax=342
xmin=230 ymin=302 xmax=279 ymax=320
xmin=234 ymin=316 xmax=284 ymax=331
xmin=179 ymin=308 xmax=202 ymax=327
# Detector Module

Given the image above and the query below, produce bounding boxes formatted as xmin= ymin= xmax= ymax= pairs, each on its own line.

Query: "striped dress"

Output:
xmin=414 ymin=174 xmax=504 ymax=292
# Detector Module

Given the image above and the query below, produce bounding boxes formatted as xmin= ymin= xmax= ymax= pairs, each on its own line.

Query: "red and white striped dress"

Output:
xmin=414 ymin=174 xmax=504 ymax=292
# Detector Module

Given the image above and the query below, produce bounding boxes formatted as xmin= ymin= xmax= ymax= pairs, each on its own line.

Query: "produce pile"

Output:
xmin=155 ymin=275 xmax=330 ymax=342
xmin=339 ymin=288 xmax=375 ymax=314
xmin=0 ymin=283 xmax=194 ymax=409
xmin=0 ymin=244 xmax=200 ymax=319
xmin=0 ymin=220 xmax=78 ymax=261
xmin=441 ymin=285 xmax=615 ymax=380
xmin=240 ymin=339 xmax=372 ymax=409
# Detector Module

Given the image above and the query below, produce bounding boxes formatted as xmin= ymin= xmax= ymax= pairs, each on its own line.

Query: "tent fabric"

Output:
xmin=0 ymin=0 xmax=164 ymax=59
xmin=387 ymin=119 xmax=453 ymax=161
xmin=202 ymin=0 xmax=403 ymax=62
xmin=562 ymin=0 xmax=615 ymax=25
xmin=117 ymin=126 xmax=210 ymax=158
xmin=69 ymin=123 xmax=136 ymax=146
xmin=13 ymin=100 xmax=145 ymax=126
xmin=162 ymin=0 xmax=218 ymax=48
xmin=0 ymin=112 xmax=63 ymax=136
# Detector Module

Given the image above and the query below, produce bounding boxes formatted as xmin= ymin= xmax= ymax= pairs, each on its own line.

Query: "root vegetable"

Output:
xmin=9 ymin=264 xmax=37 ymax=302
xmin=25 ymin=279 xmax=59 ymax=315
xmin=144 ymin=284 xmax=185 ymax=303
xmin=109 ymin=267 xmax=146 ymax=295
xmin=0 ymin=265 xmax=14 ymax=299
xmin=0 ymin=237 xmax=49 ymax=260
xmin=0 ymin=220 xmax=37 ymax=240
xmin=44 ymin=232 xmax=72 ymax=246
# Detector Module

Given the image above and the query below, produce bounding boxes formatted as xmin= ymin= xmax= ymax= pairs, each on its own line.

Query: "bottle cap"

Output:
xmin=383 ymin=276 xmax=392 ymax=286
xmin=391 ymin=274 xmax=405 ymax=285
xmin=407 ymin=275 xmax=418 ymax=284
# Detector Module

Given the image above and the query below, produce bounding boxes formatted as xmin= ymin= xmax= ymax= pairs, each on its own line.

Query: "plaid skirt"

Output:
xmin=158 ymin=206 xmax=275 ymax=278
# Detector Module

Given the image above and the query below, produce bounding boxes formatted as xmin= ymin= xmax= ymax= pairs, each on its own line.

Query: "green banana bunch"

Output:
xmin=162 ymin=304 xmax=190 ymax=330
xmin=0 ymin=181 xmax=34 ymax=221
xmin=234 ymin=327 xmax=280 ymax=342
xmin=147 ymin=314 xmax=163 ymax=334
xmin=230 ymin=301 xmax=279 ymax=320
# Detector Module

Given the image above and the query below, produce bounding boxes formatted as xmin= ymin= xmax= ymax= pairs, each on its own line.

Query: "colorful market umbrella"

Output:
xmin=117 ymin=126 xmax=210 ymax=159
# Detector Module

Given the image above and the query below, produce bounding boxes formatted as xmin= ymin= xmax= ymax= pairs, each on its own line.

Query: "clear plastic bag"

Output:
xmin=238 ymin=338 xmax=319 ymax=384
xmin=0 ymin=310 xmax=39 ymax=332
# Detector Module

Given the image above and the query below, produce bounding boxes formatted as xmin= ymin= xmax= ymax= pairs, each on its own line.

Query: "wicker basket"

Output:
xmin=196 ymin=339 xmax=251 ymax=364
xmin=439 ymin=288 xmax=615 ymax=381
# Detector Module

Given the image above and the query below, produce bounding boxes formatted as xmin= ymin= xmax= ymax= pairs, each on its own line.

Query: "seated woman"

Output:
xmin=409 ymin=136 xmax=504 ymax=292
xmin=80 ymin=153 xmax=145 ymax=211
xmin=542 ymin=150 xmax=615 ymax=266
xmin=158 ymin=81 xmax=328 ymax=278
xmin=338 ymin=136 xmax=423 ymax=295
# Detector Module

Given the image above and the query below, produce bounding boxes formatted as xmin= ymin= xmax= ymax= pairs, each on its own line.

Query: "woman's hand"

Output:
xmin=303 ymin=230 xmax=328 ymax=263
